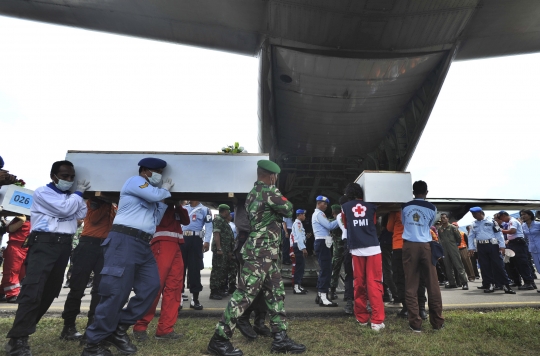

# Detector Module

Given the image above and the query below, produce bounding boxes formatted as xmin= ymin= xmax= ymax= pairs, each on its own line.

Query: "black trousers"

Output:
xmin=62 ymin=236 xmax=105 ymax=326
xmin=343 ymin=250 xmax=353 ymax=301
xmin=181 ymin=235 xmax=204 ymax=293
xmin=392 ymin=248 xmax=426 ymax=308
xmin=7 ymin=241 xmax=72 ymax=338
xmin=380 ymin=244 xmax=397 ymax=296
xmin=477 ymin=243 xmax=510 ymax=286
xmin=507 ymin=240 xmax=534 ymax=284
xmin=293 ymin=243 xmax=305 ymax=285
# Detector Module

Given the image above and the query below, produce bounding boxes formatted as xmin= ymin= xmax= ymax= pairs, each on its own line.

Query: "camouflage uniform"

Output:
xmin=330 ymin=218 xmax=345 ymax=289
xmin=215 ymin=181 xmax=293 ymax=339
xmin=210 ymin=215 xmax=235 ymax=292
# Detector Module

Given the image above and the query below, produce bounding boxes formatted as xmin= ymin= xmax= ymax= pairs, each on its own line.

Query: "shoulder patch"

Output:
xmin=139 ymin=182 xmax=149 ymax=189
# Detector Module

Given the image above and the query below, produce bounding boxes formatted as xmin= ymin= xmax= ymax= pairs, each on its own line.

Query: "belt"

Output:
xmin=79 ymin=235 xmax=106 ymax=245
xmin=477 ymin=238 xmax=498 ymax=245
xmin=29 ymin=232 xmax=73 ymax=245
xmin=183 ymin=230 xmax=201 ymax=237
xmin=110 ymin=224 xmax=153 ymax=243
xmin=508 ymin=238 xmax=526 ymax=245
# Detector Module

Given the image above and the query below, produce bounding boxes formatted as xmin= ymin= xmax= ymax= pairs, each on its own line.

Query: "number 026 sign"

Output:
xmin=9 ymin=190 xmax=33 ymax=209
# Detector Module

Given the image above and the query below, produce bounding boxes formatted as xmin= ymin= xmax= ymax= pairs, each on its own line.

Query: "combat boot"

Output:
xmin=210 ymin=291 xmax=223 ymax=300
xmin=103 ymin=324 xmax=137 ymax=354
xmin=5 ymin=337 xmax=32 ymax=356
xmin=60 ymin=324 xmax=83 ymax=341
xmin=253 ymin=311 xmax=272 ymax=337
xmin=419 ymin=307 xmax=428 ymax=320
xmin=343 ymin=299 xmax=353 ymax=315
xmin=270 ymin=331 xmax=306 ymax=354
xmin=207 ymin=333 xmax=243 ymax=356
xmin=81 ymin=343 xmax=113 ymax=356
xmin=329 ymin=287 xmax=338 ymax=300
xmin=236 ymin=314 xmax=257 ymax=340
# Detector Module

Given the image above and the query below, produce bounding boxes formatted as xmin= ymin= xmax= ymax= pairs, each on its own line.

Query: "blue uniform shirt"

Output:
xmin=283 ymin=217 xmax=293 ymax=230
xmin=113 ymin=175 xmax=170 ymax=235
xmin=182 ymin=203 xmax=213 ymax=243
xmin=401 ymin=198 xmax=437 ymax=243
xmin=468 ymin=218 xmax=505 ymax=249
xmin=523 ymin=220 xmax=540 ymax=254
xmin=312 ymin=208 xmax=338 ymax=239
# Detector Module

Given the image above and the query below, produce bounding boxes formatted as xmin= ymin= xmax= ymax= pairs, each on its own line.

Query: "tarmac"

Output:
xmin=1 ymin=269 xmax=539 ymax=318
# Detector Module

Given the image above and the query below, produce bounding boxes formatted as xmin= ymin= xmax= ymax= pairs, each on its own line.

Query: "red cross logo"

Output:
xmin=352 ymin=204 xmax=366 ymax=218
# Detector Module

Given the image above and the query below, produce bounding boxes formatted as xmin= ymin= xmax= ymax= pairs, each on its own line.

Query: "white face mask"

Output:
xmin=148 ymin=171 xmax=162 ymax=186
xmin=54 ymin=175 xmax=74 ymax=191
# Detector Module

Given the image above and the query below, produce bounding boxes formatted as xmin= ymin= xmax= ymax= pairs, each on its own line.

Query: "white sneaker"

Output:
xmin=371 ymin=323 xmax=385 ymax=331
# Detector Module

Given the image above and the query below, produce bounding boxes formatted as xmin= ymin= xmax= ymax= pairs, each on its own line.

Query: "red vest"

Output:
xmin=152 ymin=205 xmax=190 ymax=245
xmin=9 ymin=221 xmax=31 ymax=244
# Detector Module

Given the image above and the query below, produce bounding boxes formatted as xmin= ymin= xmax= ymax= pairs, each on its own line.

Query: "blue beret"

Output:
xmin=0 ymin=155 xmax=3 ymax=169
xmin=316 ymin=195 xmax=330 ymax=204
xmin=296 ymin=209 xmax=306 ymax=214
xmin=469 ymin=207 xmax=483 ymax=213
xmin=138 ymin=157 xmax=167 ymax=169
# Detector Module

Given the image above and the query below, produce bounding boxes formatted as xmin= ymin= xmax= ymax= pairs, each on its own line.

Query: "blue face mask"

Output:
xmin=55 ymin=175 xmax=73 ymax=191
xmin=148 ymin=172 xmax=162 ymax=186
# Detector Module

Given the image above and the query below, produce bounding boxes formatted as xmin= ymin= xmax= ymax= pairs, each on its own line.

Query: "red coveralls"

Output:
xmin=1 ymin=219 xmax=30 ymax=298
xmin=134 ymin=205 xmax=190 ymax=336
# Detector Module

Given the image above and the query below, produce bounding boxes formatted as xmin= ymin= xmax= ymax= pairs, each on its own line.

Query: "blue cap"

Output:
xmin=138 ymin=157 xmax=167 ymax=170
xmin=0 ymin=156 xmax=3 ymax=169
xmin=230 ymin=212 xmax=235 ymax=219
xmin=469 ymin=207 xmax=483 ymax=213
xmin=296 ymin=209 xmax=306 ymax=214
xmin=316 ymin=195 xmax=330 ymax=204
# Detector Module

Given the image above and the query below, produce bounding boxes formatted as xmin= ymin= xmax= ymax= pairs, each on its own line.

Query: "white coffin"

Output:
xmin=0 ymin=185 xmax=34 ymax=216
xmin=65 ymin=151 xmax=269 ymax=194
xmin=354 ymin=171 xmax=413 ymax=203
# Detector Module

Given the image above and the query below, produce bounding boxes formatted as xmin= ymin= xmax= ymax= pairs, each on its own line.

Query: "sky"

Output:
xmin=1 ymin=16 xmax=540 ymax=241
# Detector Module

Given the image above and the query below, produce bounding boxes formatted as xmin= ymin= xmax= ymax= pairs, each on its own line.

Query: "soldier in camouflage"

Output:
xmin=330 ymin=204 xmax=345 ymax=300
xmin=210 ymin=205 xmax=236 ymax=300
xmin=207 ymin=160 xmax=306 ymax=356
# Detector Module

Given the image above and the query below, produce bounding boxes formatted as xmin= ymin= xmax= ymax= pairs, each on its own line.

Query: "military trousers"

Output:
xmin=181 ymin=235 xmax=204 ymax=293
xmin=293 ymin=243 xmax=305 ymax=286
xmin=458 ymin=247 xmax=476 ymax=281
xmin=62 ymin=236 xmax=104 ymax=327
xmin=441 ymin=242 xmax=468 ymax=286
xmin=330 ymin=238 xmax=345 ymax=289
xmin=476 ymin=243 xmax=510 ymax=287
xmin=314 ymin=239 xmax=332 ymax=293
xmin=216 ymin=254 xmax=287 ymax=339
xmin=210 ymin=252 xmax=235 ymax=291
xmin=343 ymin=250 xmax=354 ymax=301
xmin=7 ymin=240 xmax=72 ymax=338
xmin=85 ymin=232 xmax=160 ymax=344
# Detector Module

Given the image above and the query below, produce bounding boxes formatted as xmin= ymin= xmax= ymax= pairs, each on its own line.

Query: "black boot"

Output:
xmin=207 ymin=333 xmax=243 ymax=356
xmin=503 ymin=285 xmax=516 ymax=294
xmin=419 ymin=308 xmax=428 ymax=321
xmin=253 ymin=312 xmax=272 ymax=337
xmin=236 ymin=314 xmax=257 ymax=340
xmin=5 ymin=337 xmax=32 ymax=356
xmin=210 ymin=290 xmax=223 ymax=300
xmin=103 ymin=324 xmax=137 ymax=354
xmin=270 ymin=331 xmax=306 ymax=354
xmin=60 ymin=324 xmax=83 ymax=341
xmin=484 ymin=284 xmax=495 ymax=293
xmin=329 ymin=287 xmax=338 ymax=300
xmin=81 ymin=343 xmax=113 ymax=356
xmin=397 ymin=307 xmax=408 ymax=318
xmin=343 ymin=299 xmax=353 ymax=315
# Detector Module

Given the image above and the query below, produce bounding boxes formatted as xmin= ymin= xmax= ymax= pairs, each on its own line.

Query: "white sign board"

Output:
xmin=0 ymin=185 xmax=34 ymax=216
xmin=355 ymin=171 xmax=413 ymax=203
xmin=65 ymin=151 xmax=269 ymax=194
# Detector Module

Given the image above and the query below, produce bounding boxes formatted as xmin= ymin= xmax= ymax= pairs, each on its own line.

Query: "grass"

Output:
xmin=1 ymin=308 xmax=540 ymax=355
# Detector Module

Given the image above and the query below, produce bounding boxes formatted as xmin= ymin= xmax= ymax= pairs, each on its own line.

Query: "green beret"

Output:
xmin=331 ymin=204 xmax=341 ymax=211
xmin=257 ymin=160 xmax=281 ymax=174
xmin=218 ymin=204 xmax=230 ymax=210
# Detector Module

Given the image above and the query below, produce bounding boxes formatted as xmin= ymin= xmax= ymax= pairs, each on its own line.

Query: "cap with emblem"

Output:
xmin=0 ymin=155 xmax=4 ymax=169
xmin=316 ymin=195 xmax=330 ymax=204
xmin=257 ymin=160 xmax=281 ymax=174
xmin=296 ymin=209 xmax=306 ymax=214
xmin=469 ymin=207 xmax=483 ymax=213
xmin=218 ymin=204 xmax=231 ymax=211
xmin=138 ymin=157 xmax=167 ymax=169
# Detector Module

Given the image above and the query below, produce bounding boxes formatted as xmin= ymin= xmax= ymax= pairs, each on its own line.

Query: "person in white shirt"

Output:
xmin=291 ymin=209 xmax=307 ymax=294
xmin=6 ymin=160 xmax=90 ymax=356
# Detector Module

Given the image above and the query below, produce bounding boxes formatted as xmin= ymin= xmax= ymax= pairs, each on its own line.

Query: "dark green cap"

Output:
xmin=218 ymin=204 xmax=231 ymax=210
xmin=257 ymin=160 xmax=281 ymax=174
xmin=331 ymin=204 xmax=341 ymax=211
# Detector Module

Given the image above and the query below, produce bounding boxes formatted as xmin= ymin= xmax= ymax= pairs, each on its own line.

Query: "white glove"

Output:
xmin=76 ymin=180 xmax=91 ymax=192
xmin=161 ymin=178 xmax=174 ymax=191
xmin=325 ymin=236 xmax=333 ymax=249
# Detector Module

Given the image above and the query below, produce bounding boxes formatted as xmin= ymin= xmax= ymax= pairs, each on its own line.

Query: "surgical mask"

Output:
xmin=55 ymin=175 xmax=73 ymax=191
xmin=148 ymin=172 xmax=162 ymax=186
